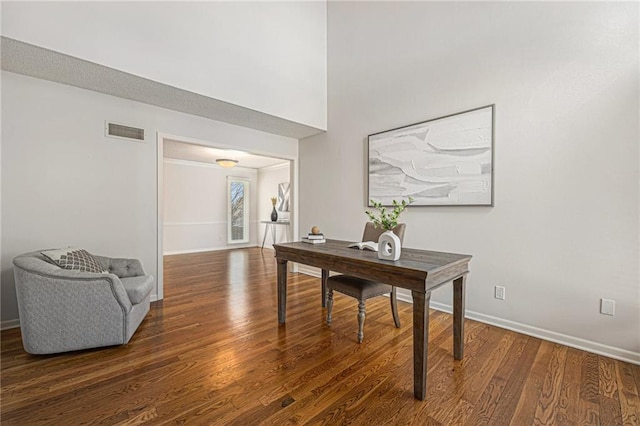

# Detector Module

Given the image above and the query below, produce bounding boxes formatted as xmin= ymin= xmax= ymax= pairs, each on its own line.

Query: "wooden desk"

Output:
xmin=273 ymin=239 xmax=471 ymax=401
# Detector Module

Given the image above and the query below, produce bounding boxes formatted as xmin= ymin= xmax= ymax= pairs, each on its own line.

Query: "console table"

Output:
xmin=260 ymin=220 xmax=290 ymax=251
xmin=273 ymin=239 xmax=471 ymax=400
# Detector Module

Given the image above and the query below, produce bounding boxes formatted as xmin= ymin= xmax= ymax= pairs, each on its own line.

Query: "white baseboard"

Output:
xmin=1 ymin=319 xmax=20 ymax=330
xmin=426 ymin=300 xmax=640 ymax=365
xmin=164 ymin=244 xmax=257 ymax=255
xmin=297 ymin=264 xmax=336 ymax=277
xmin=297 ymin=266 xmax=640 ymax=365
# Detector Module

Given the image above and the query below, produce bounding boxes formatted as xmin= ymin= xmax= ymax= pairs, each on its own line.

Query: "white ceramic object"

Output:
xmin=377 ymin=230 xmax=401 ymax=261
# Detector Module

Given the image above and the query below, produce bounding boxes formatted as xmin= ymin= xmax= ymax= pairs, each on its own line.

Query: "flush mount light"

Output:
xmin=216 ymin=159 xmax=238 ymax=168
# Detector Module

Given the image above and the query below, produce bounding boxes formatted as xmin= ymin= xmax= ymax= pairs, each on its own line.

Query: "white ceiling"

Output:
xmin=163 ymin=140 xmax=288 ymax=169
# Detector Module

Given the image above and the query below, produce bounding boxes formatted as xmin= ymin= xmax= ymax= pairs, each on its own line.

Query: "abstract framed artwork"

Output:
xmin=368 ymin=104 xmax=494 ymax=206
xmin=277 ymin=182 xmax=290 ymax=212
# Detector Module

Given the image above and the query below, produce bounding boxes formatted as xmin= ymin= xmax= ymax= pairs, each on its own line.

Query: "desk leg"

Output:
xmin=453 ymin=275 xmax=466 ymax=360
xmin=277 ymin=258 xmax=288 ymax=323
xmin=271 ymin=225 xmax=277 ymax=246
xmin=321 ymin=269 xmax=329 ymax=307
xmin=412 ymin=290 xmax=431 ymax=400
xmin=261 ymin=224 xmax=269 ymax=252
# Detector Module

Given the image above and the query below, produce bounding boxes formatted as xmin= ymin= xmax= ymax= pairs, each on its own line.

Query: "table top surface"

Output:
xmin=261 ymin=220 xmax=291 ymax=224
xmin=274 ymin=239 xmax=471 ymax=277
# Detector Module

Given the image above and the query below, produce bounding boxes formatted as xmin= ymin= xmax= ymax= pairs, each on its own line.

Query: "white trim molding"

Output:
xmin=164 ymin=220 xmax=262 ymax=227
xmin=258 ymin=162 xmax=289 ymax=172
xmin=156 ymin=132 xmax=164 ymax=301
xmin=296 ymin=265 xmax=640 ymax=365
xmin=164 ymin=244 xmax=257 ymax=256
xmin=1 ymin=319 xmax=20 ymax=331
xmin=163 ymin=221 xmax=219 ymax=227
xmin=426 ymin=300 xmax=640 ymax=366
xmin=163 ymin=157 xmax=256 ymax=171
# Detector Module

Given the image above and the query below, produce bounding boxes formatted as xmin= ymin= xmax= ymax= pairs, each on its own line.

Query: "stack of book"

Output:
xmin=302 ymin=233 xmax=326 ymax=244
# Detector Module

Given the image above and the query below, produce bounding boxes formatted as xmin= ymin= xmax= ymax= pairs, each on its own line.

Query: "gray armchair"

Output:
xmin=12 ymin=251 xmax=154 ymax=354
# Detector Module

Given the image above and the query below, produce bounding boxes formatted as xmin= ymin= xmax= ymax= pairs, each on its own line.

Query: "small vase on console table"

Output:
xmin=271 ymin=207 xmax=278 ymax=222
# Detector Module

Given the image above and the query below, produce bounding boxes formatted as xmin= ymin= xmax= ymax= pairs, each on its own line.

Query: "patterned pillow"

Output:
xmin=41 ymin=247 xmax=107 ymax=274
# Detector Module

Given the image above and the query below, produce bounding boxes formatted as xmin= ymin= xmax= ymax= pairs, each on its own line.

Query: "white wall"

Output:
xmin=257 ymin=163 xmax=291 ymax=249
xmin=1 ymin=1 xmax=327 ymax=130
xmin=1 ymin=71 xmax=297 ymax=325
xmin=300 ymin=2 xmax=639 ymax=361
xmin=163 ymin=159 xmax=258 ymax=255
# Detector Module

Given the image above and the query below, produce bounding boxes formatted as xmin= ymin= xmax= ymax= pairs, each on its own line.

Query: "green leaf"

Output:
xmin=364 ymin=197 xmax=414 ymax=230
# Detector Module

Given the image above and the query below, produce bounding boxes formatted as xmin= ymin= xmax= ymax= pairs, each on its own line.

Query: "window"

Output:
xmin=227 ymin=178 xmax=250 ymax=244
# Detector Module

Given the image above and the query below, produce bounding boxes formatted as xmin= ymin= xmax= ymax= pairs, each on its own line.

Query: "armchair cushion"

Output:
xmin=95 ymin=256 xmax=145 ymax=278
xmin=40 ymin=247 xmax=106 ymax=274
xmin=120 ymin=275 xmax=154 ymax=304
xmin=327 ymin=275 xmax=392 ymax=300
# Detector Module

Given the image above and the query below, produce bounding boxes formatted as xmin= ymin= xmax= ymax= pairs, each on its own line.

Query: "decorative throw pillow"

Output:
xmin=41 ymin=247 xmax=107 ymax=274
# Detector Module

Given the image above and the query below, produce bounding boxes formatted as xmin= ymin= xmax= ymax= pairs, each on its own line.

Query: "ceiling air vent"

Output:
xmin=105 ymin=121 xmax=145 ymax=142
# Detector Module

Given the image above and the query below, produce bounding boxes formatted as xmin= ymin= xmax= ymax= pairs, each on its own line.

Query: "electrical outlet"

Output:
xmin=495 ymin=286 xmax=505 ymax=300
xmin=600 ymin=298 xmax=615 ymax=316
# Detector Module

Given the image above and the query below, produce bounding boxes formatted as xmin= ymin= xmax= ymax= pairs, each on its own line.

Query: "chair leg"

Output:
xmin=357 ymin=299 xmax=366 ymax=343
xmin=327 ymin=289 xmax=334 ymax=326
xmin=391 ymin=286 xmax=401 ymax=328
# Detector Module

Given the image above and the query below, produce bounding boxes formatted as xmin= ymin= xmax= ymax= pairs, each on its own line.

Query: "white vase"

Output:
xmin=378 ymin=230 xmax=401 ymax=261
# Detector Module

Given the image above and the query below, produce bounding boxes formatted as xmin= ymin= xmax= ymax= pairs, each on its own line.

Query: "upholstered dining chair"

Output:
xmin=326 ymin=222 xmax=406 ymax=343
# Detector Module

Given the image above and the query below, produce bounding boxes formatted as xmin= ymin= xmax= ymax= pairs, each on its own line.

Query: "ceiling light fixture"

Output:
xmin=216 ymin=159 xmax=238 ymax=168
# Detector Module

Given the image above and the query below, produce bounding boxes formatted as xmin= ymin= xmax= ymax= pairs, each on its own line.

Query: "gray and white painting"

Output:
xmin=277 ymin=182 xmax=290 ymax=212
xmin=368 ymin=105 xmax=493 ymax=206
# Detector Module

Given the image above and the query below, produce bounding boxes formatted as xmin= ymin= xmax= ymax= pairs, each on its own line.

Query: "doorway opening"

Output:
xmin=156 ymin=135 xmax=297 ymax=300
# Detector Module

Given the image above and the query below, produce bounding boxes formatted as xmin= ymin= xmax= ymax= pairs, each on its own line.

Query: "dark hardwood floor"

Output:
xmin=1 ymin=248 xmax=639 ymax=425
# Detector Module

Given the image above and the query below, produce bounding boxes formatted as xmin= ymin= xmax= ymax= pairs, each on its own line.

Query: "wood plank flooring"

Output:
xmin=1 ymin=248 xmax=639 ymax=425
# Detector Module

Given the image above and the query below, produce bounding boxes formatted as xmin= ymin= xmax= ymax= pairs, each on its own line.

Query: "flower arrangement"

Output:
xmin=270 ymin=197 xmax=277 ymax=207
xmin=365 ymin=197 xmax=414 ymax=231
